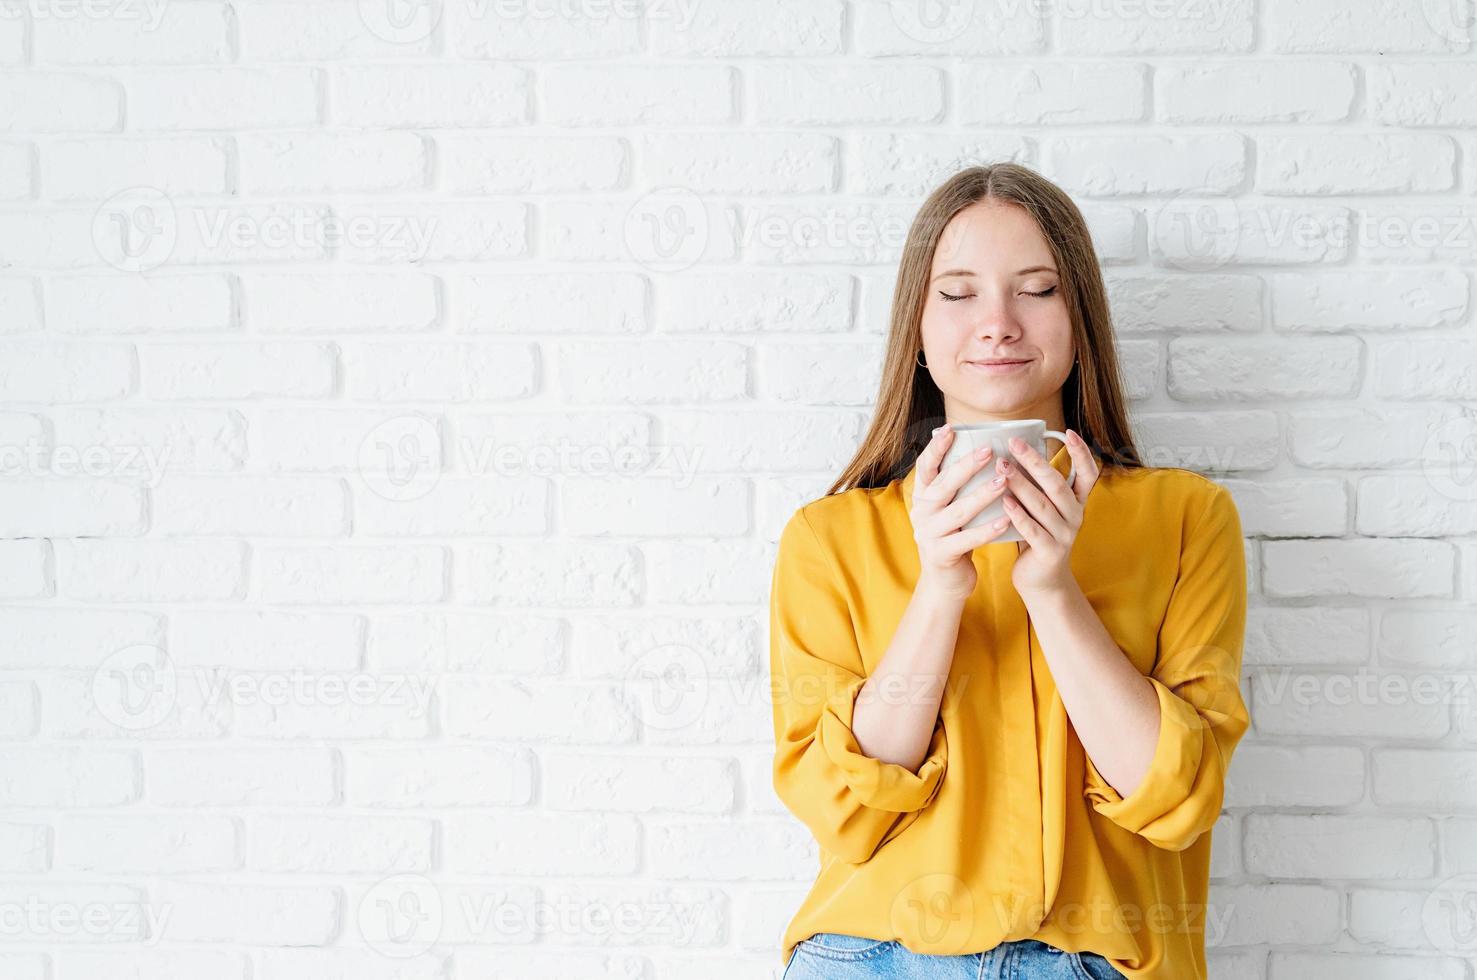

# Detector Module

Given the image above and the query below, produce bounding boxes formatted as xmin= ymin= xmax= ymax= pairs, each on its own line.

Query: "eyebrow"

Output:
xmin=930 ymin=265 xmax=1057 ymax=282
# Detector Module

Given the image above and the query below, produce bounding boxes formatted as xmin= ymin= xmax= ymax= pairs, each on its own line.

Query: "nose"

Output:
xmin=970 ymin=302 xmax=1024 ymax=343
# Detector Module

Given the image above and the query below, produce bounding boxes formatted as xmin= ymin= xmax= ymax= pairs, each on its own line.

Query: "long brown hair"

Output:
xmin=827 ymin=163 xmax=1143 ymax=496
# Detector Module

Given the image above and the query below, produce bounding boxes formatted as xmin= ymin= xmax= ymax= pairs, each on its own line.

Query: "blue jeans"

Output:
xmin=782 ymin=933 xmax=1125 ymax=980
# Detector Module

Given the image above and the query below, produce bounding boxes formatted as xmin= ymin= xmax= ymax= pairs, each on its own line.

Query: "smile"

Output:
xmin=964 ymin=359 xmax=1031 ymax=374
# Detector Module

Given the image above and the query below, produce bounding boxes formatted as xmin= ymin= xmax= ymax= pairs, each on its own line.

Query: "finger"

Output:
xmin=913 ymin=424 xmax=955 ymax=497
xmin=1002 ymin=496 xmax=1047 ymax=545
xmin=920 ymin=441 xmax=994 ymax=509
xmin=1001 ymin=463 xmax=1070 ymax=540
xmin=1064 ymin=429 xmax=1101 ymax=502
xmin=940 ymin=512 xmax=1013 ymax=555
xmin=1005 ymin=437 xmax=1081 ymax=521
xmin=934 ymin=474 xmax=1007 ymax=531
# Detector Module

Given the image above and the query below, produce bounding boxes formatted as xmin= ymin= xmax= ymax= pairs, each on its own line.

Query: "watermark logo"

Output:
xmin=1424 ymin=874 xmax=1477 ymax=954
xmin=890 ymin=872 xmax=975 ymax=947
xmin=448 ymin=0 xmax=700 ymax=32
xmin=359 ymin=874 xmax=443 ymax=957
xmin=888 ymin=0 xmax=975 ymax=44
xmin=734 ymin=204 xmax=912 ymax=260
xmin=1151 ymin=189 xmax=1242 ymax=272
xmin=93 ymin=187 xmax=441 ymax=270
xmin=0 ymin=0 xmax=170 ymax=27
xmin=357 ymin=414 xmax=443 ymax=503
xmin=358 ymin=0 xmax=441 ymax=44
xmin=1253 ymin=667 xmax=1474 ymax=712
xmin=91 ymin=645 xmax=177 ymax=731
xmin=93 ymin=186 xmax=177 ymax=273
xmin=195 ymin=669 xmax=438 ymax=716
xmin=1163 ymin=644 xmax=1245 ymax=732
xmin=624 ymin=186 xmax=710 ymax=273
xmin=0 ymin=894 xmax=171 ymax=943
xmin=624 ymin=642 xmax=709 ymax=734
xmin=0 ymin=436 xmax=173 ymax=486
xmin=1057 ymin=0 xmax=1237 ymax=30
xmin=355 ymin=876 xmax=712 ymax=952
xmin=1421 ymin=0 xmax=1476 ymax=43
xmin=1421 ymin=416 xmax=1477 ymax=502
xmin=90 ymin=645 xmax=439 ymax=731
xmin=353 ymin=417 xmax=706 ymax=504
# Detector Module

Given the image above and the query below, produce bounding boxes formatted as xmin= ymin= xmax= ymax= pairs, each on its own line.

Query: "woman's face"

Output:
xmin=919 ymin=200 xmax=1076 ymax=428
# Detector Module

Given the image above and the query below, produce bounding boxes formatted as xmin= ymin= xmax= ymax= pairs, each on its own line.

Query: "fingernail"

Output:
xmin=975 ymin=446 xmax=992 ymax=459
xmin=991 ymin=475 xmax=1005 ymax=486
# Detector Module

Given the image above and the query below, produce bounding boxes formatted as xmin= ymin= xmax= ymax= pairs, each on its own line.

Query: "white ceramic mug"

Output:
xmin=938 ymin=419 xmax=1075 ymax=544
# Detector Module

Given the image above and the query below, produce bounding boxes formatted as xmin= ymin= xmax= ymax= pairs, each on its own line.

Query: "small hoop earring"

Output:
xmin=916 ymin=349 xmax=927 ymax=368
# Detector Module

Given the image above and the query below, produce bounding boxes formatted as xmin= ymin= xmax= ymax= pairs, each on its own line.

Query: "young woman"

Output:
xmin=769 ymin=163 xmax=1249 ymax=980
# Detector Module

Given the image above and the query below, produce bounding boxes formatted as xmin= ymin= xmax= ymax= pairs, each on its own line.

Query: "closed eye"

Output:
xmin=937 ymin=285 xmax=1058 ymax=302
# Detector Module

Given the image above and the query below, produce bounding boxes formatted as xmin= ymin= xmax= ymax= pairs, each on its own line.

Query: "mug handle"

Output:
xmin=1043 ymin=430 xmax=1075 ymax=486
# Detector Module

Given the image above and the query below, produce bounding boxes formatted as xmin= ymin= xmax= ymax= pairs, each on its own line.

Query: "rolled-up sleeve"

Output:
xmin=1084 ymin=484 xmax=1250 ymax=852
xmin=769 ymin=507 xmax=947 ymax=865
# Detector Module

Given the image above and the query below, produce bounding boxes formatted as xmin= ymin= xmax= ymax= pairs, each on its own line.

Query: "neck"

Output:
xmin=943 ymin=396 xmax=1066 ymax=433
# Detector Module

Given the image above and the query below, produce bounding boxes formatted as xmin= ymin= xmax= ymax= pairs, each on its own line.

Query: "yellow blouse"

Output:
xmin=769 ymin=442 xmax=1249 ymax=980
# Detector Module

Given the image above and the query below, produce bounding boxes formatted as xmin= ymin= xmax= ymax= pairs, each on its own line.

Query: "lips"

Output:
xmin=963 ymin=358 xmax=1032 ymax=375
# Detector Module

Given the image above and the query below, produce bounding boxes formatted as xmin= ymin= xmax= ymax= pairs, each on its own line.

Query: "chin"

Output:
xmin=954 ymin=396 xmax=1035 ymax=416
xmin=951 ymin=379 xmax=1037 ymax=402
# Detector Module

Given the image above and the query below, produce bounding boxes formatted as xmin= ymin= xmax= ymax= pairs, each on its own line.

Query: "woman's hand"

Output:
xmin=910 ymin=424 xmax=1015 ymax=601
xmin=996 ymin=429 xmax=1102 ymax=597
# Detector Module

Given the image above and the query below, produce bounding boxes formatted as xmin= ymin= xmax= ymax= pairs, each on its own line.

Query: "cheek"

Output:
xmin=1022 ymin=296 xmax=1067 ymax=324
xmin=1023 ymin=306 xmax=1073 ymax=351
xmin=920 ymin=305 xmax=971 ymax=344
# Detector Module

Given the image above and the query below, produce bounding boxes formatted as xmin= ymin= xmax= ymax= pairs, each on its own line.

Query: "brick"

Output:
xmin=34 ymin=3 xmax=229 ymax=63
xmin=129 ymin=68 xmax=320 ymax=130
xmin=961 ymin=63 xmax=1145 ymax=124
xmin=0 ymin=74 xmax=120 ymax=133
xmin=1049 ymin=134 xmax=1246 ymax=196
xmin=1263 ymin=539 xmax=1455 ymax=598
xmin=248 ymin=815 xmax=433 ymax=873
xmin=546 ymin=65 xmax=734 ymax=125
xmin=242 ymin=273 xmax=438 ymax=332
xmin=752 ymin=64 xmax=941 ymax=125
xmin=240 ymin=132 xmax=428 ymax=194
xmin=55 ymin=816 xmax=238 ymax=872
xmin=1259 ymin=135 xmax=1456 ymax=195
xmin=145 ymin=747 xmax=336 ymax=806
xmin=0 ymin=748 xmax=137 ymax=807
xmin=1270 ymin=269 xmax=1467 ymax=331
xmin=142 ymin=343 xmax=336 ymax=400
xmin=155 ymin=883 xmax=338 ymax=945
xmin=1267 ymin=0 xmax=1463 ymax=52
xmin=1158 ymin=62 xmax=1355 ymax=122
xmin=440 ymin=133 xmax=625 ymax=193
xmin=333 ymin=64 xmax=527 ymax=127
xmin=46 ymin=274 xmax=232 ymax=334
xmin=0 ymin=342 xmax=132 ymax=402
xmin=651 ymin=1 xmax=842 ymax=56
xmin=345 ymin=746 xmax=533 ymax=807
xmin=56 ymin=539 xmax=246 ymax=601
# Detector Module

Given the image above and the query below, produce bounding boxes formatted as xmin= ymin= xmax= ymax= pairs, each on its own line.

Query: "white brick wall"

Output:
xmin=0 ymin=1 xmax=1474 ymax=977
